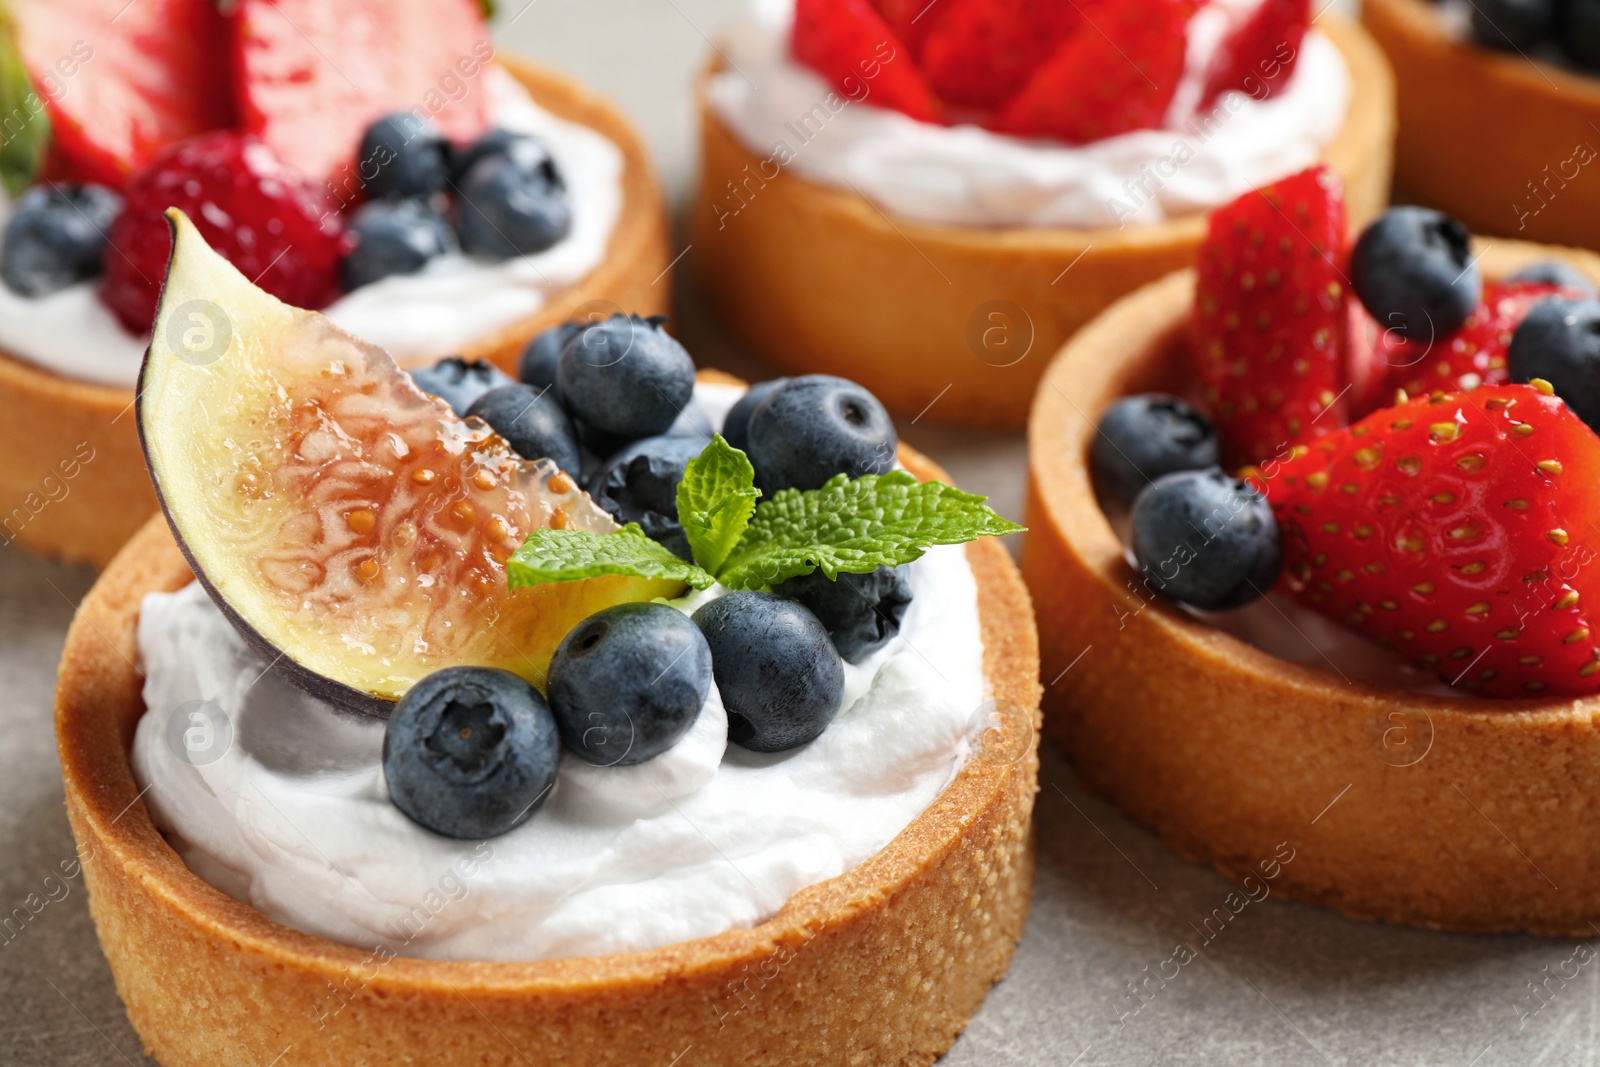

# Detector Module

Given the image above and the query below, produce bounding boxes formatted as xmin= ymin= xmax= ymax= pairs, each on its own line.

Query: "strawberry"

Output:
xmin=1189 ymin=165 xmax=1350 ymax=469
xmin=870 ymin=0 xmax=936 ymax=56
xmin=917 ymin=0 xmax=1088 ymax=111
xmin=794 ymin=0 xmax=945 ymax=123
xmin=1264 ymin=384 xmax=1600 ymax=697
xmin=1199 ymin=0 xmax=1310 ymax=108
xmin=12 ymin=0 xmax=232 ymax=188
xmin=989 ymin=0 xmax=1192 ymax=144
xmin=232 ymin=0 xmax=493 ymax=188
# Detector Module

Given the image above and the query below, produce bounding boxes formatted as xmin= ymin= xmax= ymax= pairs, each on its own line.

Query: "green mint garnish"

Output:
xmin=676 ymin=434 xmax=761 ymax=574
xmin=0 ymin=17 xmax=48 ymax=196
xmin=508 ymin=436 xmax=1023 ymax=595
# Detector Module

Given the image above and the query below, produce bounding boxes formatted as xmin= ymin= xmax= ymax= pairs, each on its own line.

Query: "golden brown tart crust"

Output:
xmin=55 ymin=410 xmax=1042 ymax=1066
xmin=1024 ymin=238 xmax=1600 ymax=935
xmin=691 ymin=15 xmax=1396 ymax=429
xmin=0 ymin=54 xmax=670 ymax=570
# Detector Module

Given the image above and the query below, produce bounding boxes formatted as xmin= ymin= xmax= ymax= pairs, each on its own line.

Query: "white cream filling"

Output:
xmin=129 ymin=384 xmax=992 ymax=963
xmin=705 ymin=0 xmax=1350 ymax=230
xmin=0 ymin=66 xmax=622 ymax=388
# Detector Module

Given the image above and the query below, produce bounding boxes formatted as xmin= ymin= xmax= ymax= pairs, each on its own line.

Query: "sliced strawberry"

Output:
xmin=1265 ymin=384 xmax=1600 ymax=697
xmin=918 ymin=0 xmax=1087 ymax=111
xmin=1189 ymin=164 xmax=1350 ymax=468
xmin=12 ymin=0 xmax=232 ymax=188
xmin=1200 ymin=0 xmax=1310 ymax=108
xmin=989 ymin=0 xmax=1192 ymax=143
xmin=870 ymin=0 xmax=936 ymax=56
xmin=232 ymin=0 xmax=493 ymax=188
xmin=794 ymin=0 xmax=945 ymax=123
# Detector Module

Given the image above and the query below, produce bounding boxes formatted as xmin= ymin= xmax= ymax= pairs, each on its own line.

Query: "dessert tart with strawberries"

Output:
xmin=55 ymin=213 xmax=1039 ymax=1066
xmin=1363 ymin=0 xmax=1600 ymax=252
xmin=0 ymin=0 xmax=667 ymax=568
xmin=692 ymin=0 xmax=1396 ymax=428
xmin=1025 ymin=163 xmax=1600 ymax=933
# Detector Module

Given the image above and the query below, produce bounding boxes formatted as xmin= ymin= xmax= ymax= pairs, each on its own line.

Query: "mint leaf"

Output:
xmin=716 ymin=472 xmax=1024 ymax=591
xmin=0 ymin=18 xmax=47 ymax=196
xmin=508 ymin=524 xmax=715 ymax=591
xmin=677 ymin=434 xmax=760 ymax=574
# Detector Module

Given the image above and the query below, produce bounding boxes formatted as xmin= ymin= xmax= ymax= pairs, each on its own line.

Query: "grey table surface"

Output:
xmin=5 ymin=2 xmax=1597 ymax=1065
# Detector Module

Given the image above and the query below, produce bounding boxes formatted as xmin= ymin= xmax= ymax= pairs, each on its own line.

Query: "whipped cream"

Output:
xmin=130 ymin=384 xmax=992 ymax=962
xmin=705 ymin=0 xmax=1351 ymax=229
xmin=0 ymin=66 xmax=622 ymax=389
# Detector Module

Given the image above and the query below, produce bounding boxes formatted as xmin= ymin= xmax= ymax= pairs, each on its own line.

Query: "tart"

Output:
xmin=1024 ymin=174 xmax=1600 ymax=933
xmin=1363 ymin=0 xmax=1600 ymax=252
xmin=0 ymin=2 xmax=668 ymax=569
xmin=691 ymin=1 xmax=1396 ymax=429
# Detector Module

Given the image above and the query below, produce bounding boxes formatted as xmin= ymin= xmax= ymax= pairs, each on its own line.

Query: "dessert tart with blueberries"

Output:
xmin=692 ymin=0 xmax=1395 ymax=428
xmin=0 ymin=0 xmax=667 ymax=568
xmin=1363 ymin=0 xmax=1600 ymax=252
xmin=54 ymin=213 xmax=1040 ymax=1067
xmin=1024 ymin=162 xmax=1600 ymax=933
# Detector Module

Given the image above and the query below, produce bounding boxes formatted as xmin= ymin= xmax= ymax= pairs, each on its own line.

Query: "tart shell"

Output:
xmin=690 ymin=15 xmax=1395 ymax=429
xmin=0 ymin=54 xmax=670 ymax=571
xmin=1023 ymin=239 xmax=1600 ymax=936
xmin=54 ymin=407 xmax=1042 ymax=1066
xmin=1363 ymin=0 xmax=1600 ymax=252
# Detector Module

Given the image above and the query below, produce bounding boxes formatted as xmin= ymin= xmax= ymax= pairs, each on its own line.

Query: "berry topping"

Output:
xmin=792 ymin=0 xmax=945 ymax=124
xmin=1351 ymin=206 xmax=1482 ymax=342
xmin=1091 ymin=394 xmax=1220 ymax=506
xmin=917 ymin=0 xmax=1085 ymax=111
xmin=1188 ymin=165 xmax=1349 ymax=468
xmin=773 ymin=564 xmax=913 ymax=663
xmin=692 ymin=592 xmax=845 ymax=753
xmin=358 ymin=113 xmax=451 ymax=200
xmin=466 ymin=384 xmax=580 ymax=475
xmin=455 ymin=152 xmax=572 ymax=260
xmin=408 ymin=355 xmax=514 ymax=416
xmin=1266 ymin=384 xmax=1600 ymax=697
xmin=519 ymin=321 xmax=582 ymax=392
xmin=1 ymin=183 xmax=121 ymax=297
xmin=746 ymin=375 xmax=897 ymax=494
xmin=558 ymin=315 xmax=694 ymax=439
xmin=450 ymin=129 xmax=558 ymax=187
xmin=586 ymin=435 xmax=707 ymax=561
xmin=340 ymin=198 xmax=457 ymax=290
xmin=1510 ymin=259 xmax=1599 ymax=296
xmin=721 ymin=379 xmax=789 ymax=454
xmin=1130 ymin=469 xmax=1281 ymax=611
xmin=1508 ymin=298 xmax=1600 ymax=432
xmin=547 ymin=603 xmax=713 ymax=766
xmin=1200 ymin=0 xmax=1311 ymax=107
xmin=101 ymin=132 xmax=345 ymax=333
xmin=382 ymin=666 xmax=562 ymax=839
xmin=1469 ymin=0 xmax=1556 ymax=50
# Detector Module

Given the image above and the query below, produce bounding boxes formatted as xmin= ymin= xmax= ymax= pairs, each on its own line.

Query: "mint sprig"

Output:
xmin=507 ymin=433 xmax=1023 ymax=595
xmin=0 ymin=17 xmax=48 ymax=196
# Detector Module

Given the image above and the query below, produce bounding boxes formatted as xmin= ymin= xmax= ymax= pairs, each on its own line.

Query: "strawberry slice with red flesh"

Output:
xmin=232 ymin=0 xmax=492 ymax=187
xmin=870 ymin=0 xmax=937 ymax=56
xmin=989 ymin=0 xmax=1191 ymax=144
xmin=1266 ymin=384 xmax=1600 ymax=698
xmin=917 ymin=0 xmax=1088 ymax=111
xmin=1189 ymin=164 xmax=1350 ymax=469
xmin=13 ymin=0 xmax=233 ymax=189
xmin=794 ymin=0 xmax=945 ymax=123
xmin=1200 ymin=0 xmax=1310 ymax=108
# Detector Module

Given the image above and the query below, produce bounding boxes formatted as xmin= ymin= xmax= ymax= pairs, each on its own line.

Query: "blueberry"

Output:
xmin=450 ymin=129 xmax=556 ymax=185
xmin=466 ymin=384 xmax=580 ymax=473
xmin=773 ymin=565 xmax=913 ymax=664
xmin=340 ymin=198 xmax=456 ymax=290
xmin=721 ymin=378 xmax=788 ymax=453
xmin=1130 ymin=469 xmax=1281 ymax=611
xmin=1350 ymin=207 xmax=1481 ymax=341
xmin=1563 ymin=0 xmax=1600 ymax=69
xmin=1510 ymin=259 xmax=1598 ymax=296
xmin=456 ymin=152 xmax=571 ymax=259
xmin=1091 ymin=394 xmax=1220 ymax=506
xmin=558 ymin=315 xmax=694 ymax=438
xmin=1470 ymin=0 xmax=1554 ymax=50
xmin=382 ymin=666 xmax=561 ymax=839
xmin=359 ymin=113 xmax=451 ymax=199
xmin=1508 ymin=298 xmax=1600 ymax=431
xmin=409 ymin=356 xmax=515 ymax=416
xmin=1 ymin=183 xmax=121 ymax=297
xmin=692 ymin=592 xmax=844 ymax=752
xmin=746 ymin=375 xmax=897 ymax=495
xmin=519 ymin=321 xmax=582 ymax=391
xmin=586 ymin=434 xmax=706 ymax=559
xmin=547 ymin=603 xmax=712 ymax=766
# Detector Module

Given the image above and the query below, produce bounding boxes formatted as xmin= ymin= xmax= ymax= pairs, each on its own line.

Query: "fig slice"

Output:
xmin=137 ymin=210 xmax=685 ymax=716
